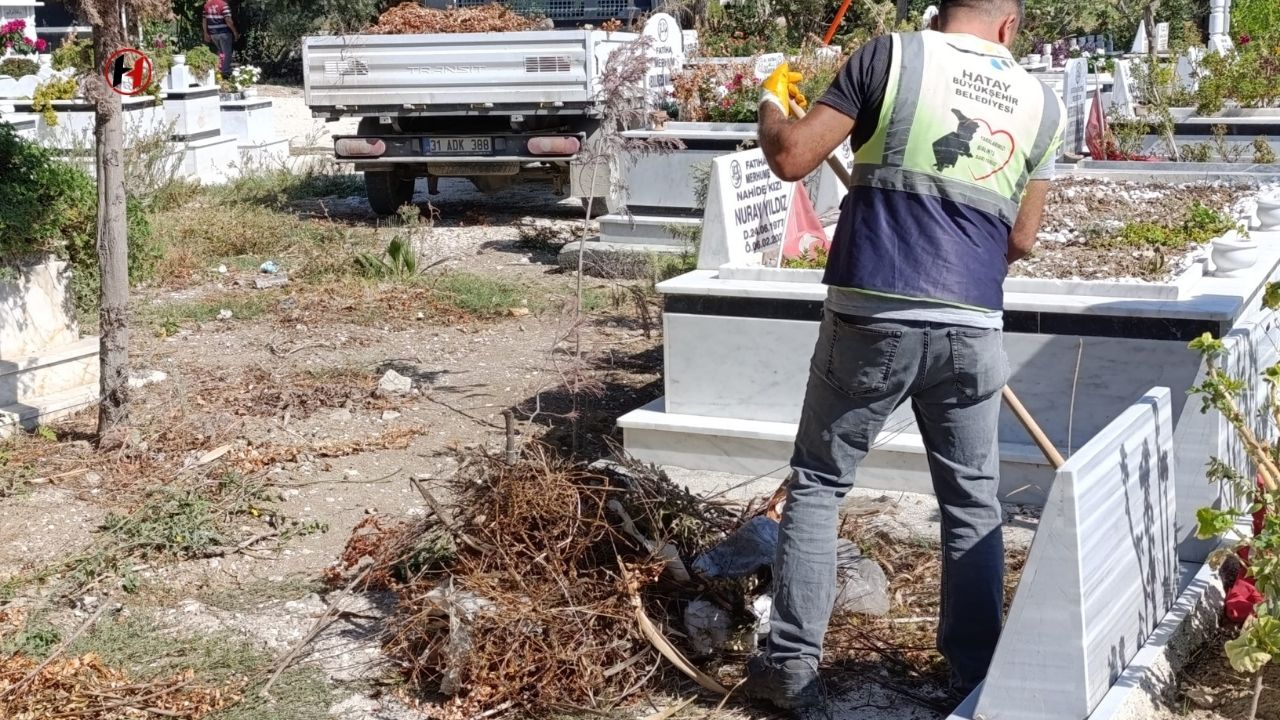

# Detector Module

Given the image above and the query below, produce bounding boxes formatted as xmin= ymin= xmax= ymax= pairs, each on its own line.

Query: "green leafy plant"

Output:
xmin=30 ymin=76 xmax=79 ymax=126
xmin=51 ymin=37 xmax=93 ymax=73
xmin=1187 ymin=296 xmax=1280 ymax=714
xmin=356 ymin=236 xmax=419 ymax=280
xmin=0 ymin=57 xmax=38 ymax=79
xmin=1233 ymin=0 xmax=1280 ymax=41
xmin=1195 ymin=35 xmax=1280 ymax=114
xmin=0 ymin=125 xmax=160 ymax=310
xmin=183 ymin=45 xmax=220 ymax=82
xmin=1180 ymin=142 xmax=1213 ymax=163
xmin=1102 ymin=202 xmax=1240 ymax=249
xmin=782 ymin=244 xmax=830 ymax=269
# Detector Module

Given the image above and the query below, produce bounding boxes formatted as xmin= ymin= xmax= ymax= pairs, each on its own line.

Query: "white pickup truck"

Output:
xmin=302 ymin=16 xmax=684 ymax=215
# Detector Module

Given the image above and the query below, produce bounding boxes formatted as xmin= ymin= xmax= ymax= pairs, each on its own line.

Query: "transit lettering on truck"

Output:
xmin=407 ymin=65 xmax=486 ymax=74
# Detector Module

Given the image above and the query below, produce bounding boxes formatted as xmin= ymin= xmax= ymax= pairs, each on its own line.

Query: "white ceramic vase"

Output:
xmin=1211 ymin=230 xmax=1258 ymax=277
xmin=1256 ymin=191 xmax=1280 ymax=231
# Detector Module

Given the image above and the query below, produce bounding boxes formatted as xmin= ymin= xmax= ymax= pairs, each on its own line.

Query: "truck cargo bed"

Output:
xmin=303 ymin=30 xmax=636 ymax=115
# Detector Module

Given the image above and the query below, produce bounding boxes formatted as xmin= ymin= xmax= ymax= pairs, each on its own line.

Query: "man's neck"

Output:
xmin=937 ymin=23 xmax=1004 ymax=47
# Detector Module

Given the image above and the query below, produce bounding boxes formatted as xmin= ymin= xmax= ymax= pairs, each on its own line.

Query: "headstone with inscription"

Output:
xmin=1155 ymin=22 xmax=1170 ymax=53
xmin=697 ymin=148 xmax=794 ymax=270
xmin=681 ymin=30 xmax=699 ymax=56
xmin=753 ymin=53 xmax=785 ymax=81
xmin=643 ymin=13 xmax=684 ymax=107
xmin=0 ymin=2 xmax=38 ymax=43
xmin=1061 ymin=59 xmax=1088 ymax=156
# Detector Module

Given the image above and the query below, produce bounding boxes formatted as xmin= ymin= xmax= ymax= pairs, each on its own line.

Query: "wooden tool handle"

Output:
xmin=1002 ymin=385 xmax=1066 ymax=469
xmin=787 ymin=100 xmax=854 ymax=187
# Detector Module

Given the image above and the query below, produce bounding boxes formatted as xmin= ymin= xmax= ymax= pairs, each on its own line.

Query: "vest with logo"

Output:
xmin=823 ymin=31 xmax=1065 ymax=311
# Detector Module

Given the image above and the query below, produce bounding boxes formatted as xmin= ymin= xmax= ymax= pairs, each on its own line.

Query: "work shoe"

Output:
xmin=742 ymin=655 xmax=824 ymax=711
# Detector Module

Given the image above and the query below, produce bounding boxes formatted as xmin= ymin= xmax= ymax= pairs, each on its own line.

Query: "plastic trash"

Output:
xmin=834 ymin=539 xmax=890 ymax=617
xmin=683 ymin=599 xmax=731 ymax=656
xmin=259 ymin=260 xmax=280 ymax=274
xmin=692 ymin=516 xmax=778 ymax=579
xmin=751 ymin=594 xmax=773 ymax=642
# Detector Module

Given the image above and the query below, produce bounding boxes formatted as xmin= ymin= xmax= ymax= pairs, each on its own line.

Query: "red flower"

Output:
xmin=34 ymin=38 xmax=47 ymax=52
xmin=1240 ymin=34 xmax=1252 ymax=45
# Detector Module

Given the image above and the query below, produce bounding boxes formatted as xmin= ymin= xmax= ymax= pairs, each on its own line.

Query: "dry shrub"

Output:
xmin=0 ymin=653 xmax=234 ymax=719
xmin=369 ymin=2 xmax=542 ymax=34
xmin=327 ymin=445 xmax=744 ymax=718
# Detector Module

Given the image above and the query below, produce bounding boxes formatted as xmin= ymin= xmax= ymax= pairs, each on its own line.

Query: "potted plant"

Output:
xmin=223 ymin=64 xmax=262 ymax=99
xmin=0 ymin=19 xmax=48 ymax=57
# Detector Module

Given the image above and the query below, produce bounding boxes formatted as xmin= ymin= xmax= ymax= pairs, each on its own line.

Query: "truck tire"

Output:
xmin=365 ymin=171 xmax=415 ymax=216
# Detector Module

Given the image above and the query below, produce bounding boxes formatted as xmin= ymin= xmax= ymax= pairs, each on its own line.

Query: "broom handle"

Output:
xmin=1002 ymin=385 xmax=1066 ymax=469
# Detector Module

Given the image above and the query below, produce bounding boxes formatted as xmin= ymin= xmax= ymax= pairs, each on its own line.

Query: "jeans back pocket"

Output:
xmin=948 ymin=327 xmax=1008 ymax=402
xmin=820 ymin=314 xmax=905 ymax=398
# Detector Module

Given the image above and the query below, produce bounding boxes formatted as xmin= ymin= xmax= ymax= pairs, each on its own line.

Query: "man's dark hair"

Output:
xmin=938 ymin=0 xmax=1023 ymax=22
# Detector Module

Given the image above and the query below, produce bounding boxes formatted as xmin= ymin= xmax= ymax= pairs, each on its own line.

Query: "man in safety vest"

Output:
xmin=746 ymin=0 xmax=1064 ymax=711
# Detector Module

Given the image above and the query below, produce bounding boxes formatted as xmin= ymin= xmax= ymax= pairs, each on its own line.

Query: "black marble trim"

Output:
xmin=671 ymin=138 xmax=758 ymax=151
xmin=166 ymin=88 xmax=220 ymax=100
xmin=221 ymin=101 xmax=273 ymax=112
xmin=663 ymin=294 xmax=1227 ymax=341
xmin=171 ymin=129 xmax=221 ymax=142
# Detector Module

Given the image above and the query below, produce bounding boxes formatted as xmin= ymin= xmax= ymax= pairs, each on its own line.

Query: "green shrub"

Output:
xmin=0 ymin=57 xmax=38 ymax=78
xmin=51 ymin=38 xmax=93 ymax=73
xmin=183 ymin=45 xmax=219 ymax=81
xmin=1233 ymin=0 xmax=1280 ymax=40
xmin=31 ymin=76 xmax=79 ymax=126
xmin=0 ymin=125 xmax=160 ymax=310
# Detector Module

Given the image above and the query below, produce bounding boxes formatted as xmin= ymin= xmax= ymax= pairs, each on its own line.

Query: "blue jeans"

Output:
xmin=767 ymin=310 xmax=1008 ymax=692
xmin=210 ymin=32 xmax=234 ymax=77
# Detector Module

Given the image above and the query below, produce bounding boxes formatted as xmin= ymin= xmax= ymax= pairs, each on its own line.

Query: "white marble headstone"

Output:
xmin=803 ymin=139 xmax=852 ymax=218
xmin=1155 ymin=22 xmax=1170 ymax=52
xmin=1131 ymin=23 xmax=1148 ymax=54
xmin=697 ymin=148 xmax=794 ymax=270
xmin=753 ymin=53 xmax=785 ymax=82
xmin=0 ymin=78 xmax=15 ymax=97
xmin=681 ymin=29 xmax=699 ymax=56
xmin=1061 ymin=59 xmax=1088 ymax=156
xmin=643 ymin=13 xmax=683 ymax=104
xmin=1174 ymin=48 xmax=1204 ymax=92
xmin=1111 ymin=59 xmax=1135 ymax=118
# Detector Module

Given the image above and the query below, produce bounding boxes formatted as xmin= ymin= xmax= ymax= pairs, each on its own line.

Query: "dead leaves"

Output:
xmin=0 ymin=653 xmax=235 ymax=720
xmin=369 ymin=2 xmax=542 ymax=34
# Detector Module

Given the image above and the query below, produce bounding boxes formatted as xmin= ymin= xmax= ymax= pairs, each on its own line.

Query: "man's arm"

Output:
xmin=758 ymin=102 xmax=854 ymax=182
xmin=225 ymin=10 xmax=240 ymax=40
xmin=1008 ymin=179 xmax=1049 ymax=263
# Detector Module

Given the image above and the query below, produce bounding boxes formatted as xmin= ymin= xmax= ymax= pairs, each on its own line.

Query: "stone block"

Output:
xmin=0 ymin=259 xmax=80 ymax=360
xmin=220 ymin=99 xmax=276 ymax=145
xmin=973 ymin=389 xmax=1177 ymax=720
xmin=164 ymin=86 xmax=222 ymax=141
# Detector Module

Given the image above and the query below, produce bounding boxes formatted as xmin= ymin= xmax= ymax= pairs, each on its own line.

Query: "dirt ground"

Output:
xmin=1 ymin=88 xmax=1260 ymax=720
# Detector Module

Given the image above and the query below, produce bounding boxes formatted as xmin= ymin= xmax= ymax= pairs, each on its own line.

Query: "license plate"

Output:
xmin=424 ymin=136 xmax=492 ymax=155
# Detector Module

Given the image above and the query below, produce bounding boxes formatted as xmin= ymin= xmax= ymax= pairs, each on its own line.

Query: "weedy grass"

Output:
xmin=137 ymin=293 xmax=275 ymax=337
xmin=67 ymin=614 xmax=334 ymax=720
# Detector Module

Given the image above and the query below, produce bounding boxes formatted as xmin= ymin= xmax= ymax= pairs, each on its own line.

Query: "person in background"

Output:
xmin=202 ymin=0 xmax=239 ymax=78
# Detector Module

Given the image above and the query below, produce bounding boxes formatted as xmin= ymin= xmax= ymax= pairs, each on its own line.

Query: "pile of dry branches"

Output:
xmin=369 ymin=2 xmax=544 ymax=34
xmin=326 ymin=445 xmax=745 ymax=718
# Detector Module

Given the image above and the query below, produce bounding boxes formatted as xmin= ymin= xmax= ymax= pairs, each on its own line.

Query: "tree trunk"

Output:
xmin=1144 ymin=2 xmax=1159 ymax=62
xmin=895 ymin=0 xmax=910 ymax=25
xmin=92 ymin=1 xmax=131 ymax=440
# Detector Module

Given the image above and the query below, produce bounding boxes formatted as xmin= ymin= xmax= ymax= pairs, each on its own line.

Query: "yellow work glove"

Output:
xmin=759 ymin=62 xmax=807 ymax=118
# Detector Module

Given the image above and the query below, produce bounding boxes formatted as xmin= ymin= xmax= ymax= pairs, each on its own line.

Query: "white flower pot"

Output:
xmin=1257 ymin=191 xmax=1280 ymax=231
xmin=1211 ymin=231 xmax=1258 ymax=277
xmin=241 ymin=87 xmax=256 ymax=98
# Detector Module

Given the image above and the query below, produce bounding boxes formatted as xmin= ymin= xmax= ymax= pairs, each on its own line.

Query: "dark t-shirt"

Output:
xmin=816 ymin=35 xmax=893 ymax=153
